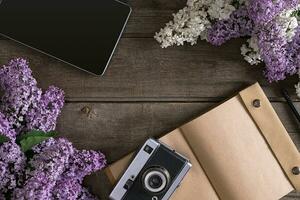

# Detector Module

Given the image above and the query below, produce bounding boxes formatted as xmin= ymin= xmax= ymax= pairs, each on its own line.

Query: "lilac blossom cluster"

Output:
xmin=0 ymin=113 xmax=16 ymax=140
xmin=257 ymin=21 xmax=293 ymax=81
xmin=0 ymin=58 xmax=64 ymax=134
xmin=247 ymin=0 xmax=299 ymax=26
xmin=288 ymin=27 xmax=300 ymax=71
xmin=207 ymin=0 xmax=300 ymax=82
xmin=156 ymin=0 xmax=300 ymax=96
xmin=13 ymin=138 xmax=106 ymax=200
xmin=0 ymin=142 xmax=26 ymax=195
xmin=0 ymin=58 xmax=107 ymax=199
xmin=207 ymin=6 xmax=254 ymax=46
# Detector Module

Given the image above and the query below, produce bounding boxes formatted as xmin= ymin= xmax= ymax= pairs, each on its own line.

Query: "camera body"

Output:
xmin=109 ymin=139 xmax=192 ymax=200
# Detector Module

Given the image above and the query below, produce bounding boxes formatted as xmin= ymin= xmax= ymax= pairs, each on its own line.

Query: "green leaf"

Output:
xmin=20 ymin=136 xmax=51 ymax=152
xmin=0 ymin=134 xmax=9 ymax=145
xmin=17 ymin=130 xmax=57 ymax=143
xmin=18 ymin=130 xmax=58 ymax=152
xmin=292 ymin=10 xmax=300 ymax=18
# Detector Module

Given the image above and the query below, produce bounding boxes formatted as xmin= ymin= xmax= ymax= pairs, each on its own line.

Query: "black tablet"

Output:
xmin=0 ymin=0 xmax=131 ymax=75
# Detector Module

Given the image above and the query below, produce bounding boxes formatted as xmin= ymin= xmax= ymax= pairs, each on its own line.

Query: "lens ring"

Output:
xmin=143 ymin=167 xmax=170 ymax=193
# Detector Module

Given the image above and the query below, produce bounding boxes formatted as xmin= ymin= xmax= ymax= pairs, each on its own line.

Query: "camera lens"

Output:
xmin=148 ymin=175 xmax=163 ymax=189
xmin=142 ymin=167 xmax=170 ymax=193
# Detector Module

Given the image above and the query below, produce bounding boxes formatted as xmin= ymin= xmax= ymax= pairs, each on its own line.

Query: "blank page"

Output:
xmin=160 ymin=129 xmax=219 ymax=200
xmin=181 ymin=96 xmax=293 ymax=200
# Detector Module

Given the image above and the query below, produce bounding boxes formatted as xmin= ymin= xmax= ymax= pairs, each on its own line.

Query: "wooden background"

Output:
xmin=1 ymin=0 xmax=300 ymax=199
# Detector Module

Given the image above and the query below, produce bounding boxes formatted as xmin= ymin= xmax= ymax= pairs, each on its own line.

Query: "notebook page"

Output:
xmin=159 ymin=129 xmax=219 ymax=200
xmin=181 ymin=96 xmax=293 ymax=200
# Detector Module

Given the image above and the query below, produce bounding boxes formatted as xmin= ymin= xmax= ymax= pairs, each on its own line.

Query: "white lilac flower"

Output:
xmin=276 ymin=6 xmax=300 ymax=42
xmin=240 ymin=37 xmax=262 ymax=65
xmin=296 ymin=81 xmax=300 ymax=98
xmin=207 ymin=0 xmax=236 ymax=20
xmin=154 ymin=4 xmax=210 ymax=48
xmin=154 ymin=0 xmax=242 ymax=48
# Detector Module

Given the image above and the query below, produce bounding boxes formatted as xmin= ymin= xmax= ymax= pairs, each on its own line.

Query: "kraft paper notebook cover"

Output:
xmin=105 ymin=83 xmax=300 ymax=200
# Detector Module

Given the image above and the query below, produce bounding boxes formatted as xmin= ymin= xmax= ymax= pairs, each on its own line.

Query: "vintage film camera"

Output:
xmin=109 ymin=138 xmax=192 ymax=200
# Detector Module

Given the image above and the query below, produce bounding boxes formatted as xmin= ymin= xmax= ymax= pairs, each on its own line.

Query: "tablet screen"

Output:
xmin=0 ymin=0 xmax=131 ymax=75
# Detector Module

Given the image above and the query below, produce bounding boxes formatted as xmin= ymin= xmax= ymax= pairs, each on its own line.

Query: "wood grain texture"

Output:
xmin=1 ymin=0 xmax=300 ymax=199
xmin=0 ymin=39 xmax=298 ymax=102
xmin=57 ymin=102 xmax=300 ymax=156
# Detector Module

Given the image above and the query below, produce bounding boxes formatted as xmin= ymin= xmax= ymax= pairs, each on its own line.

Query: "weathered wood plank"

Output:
xmin=129 ymin=0 xmax=186 ymax=12
xmin=124 ymin=15 xmax=171 ymax=37
xmin=57 ymin=102 xmax=300 ymax=157
xmin=283 ymin=192 xmax=300 ymax=199
xmin=124 ymin=0 xmax=186 ymax=37
xmin=0 ymin=39 xmax=297 ymax=101
xmin=126 ymin=0 xmax=186 ymax=34
xmin=2 ymin=1 xmax=298 ymax=199
xmin=56 ymin=102 xmax=300 ymax=199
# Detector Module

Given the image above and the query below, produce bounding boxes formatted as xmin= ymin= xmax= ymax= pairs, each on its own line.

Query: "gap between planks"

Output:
xmin=64 ymin=97 xmax=300 ymax=103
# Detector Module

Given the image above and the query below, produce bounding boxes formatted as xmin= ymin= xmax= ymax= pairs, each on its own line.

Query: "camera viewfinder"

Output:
xmin=144 ymin=145 xmax=153 ymax=154
xmin=123 ymin=179 xmax=134 ymax=190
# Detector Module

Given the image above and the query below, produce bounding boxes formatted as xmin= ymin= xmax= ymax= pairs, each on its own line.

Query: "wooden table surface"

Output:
xmin=1 ymin=0 xmax=300 ymax=199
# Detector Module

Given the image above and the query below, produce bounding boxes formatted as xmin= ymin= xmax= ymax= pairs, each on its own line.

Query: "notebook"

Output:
xmin=105 ymin=83 xmax=300 ymax=200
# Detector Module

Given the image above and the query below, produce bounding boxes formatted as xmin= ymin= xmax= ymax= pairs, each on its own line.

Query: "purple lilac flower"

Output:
xmin=14 ymin=138 xmax=106 ymax=199
xmin=0 ymin=58 xmax=105 ymax=198
xmin=207 ymin=6 xmax=254 ymax=46
xmin=13 ymin=173 xmax=53 ymax=200
xmin=29 ymin=138 xmax=74 ymax=181
xmin=0 ymin=112 xmax=16 ymax=140
xmin=0 ymin=58 xmax=42 ymax=134
xmin=26 ymin=86 xmax=65 ymax=132
xmin=51 ymin=179 xmax=99 ymax=200
xmin=51 ymin=149 xmax=106 ymax=199
xmin=51 ymin=179 xmax=82 ymax=200
xmin=77 ymin=187 xmax=99 ymax=200
xmin=0 ymin=142 xmax=26 ymax=194
xmin=31 ymin=137 xmax=57 ymax=154
xmin=287 ymin=27 xmax=300 ymax=71
xmin=207 ymin=1 xmax=300 ymax=82
xmin=247 ymin=0 xmax=298 ymax=26
xmin=0 ymin=58 xmax=65 ymax=135
xmin=256 ymin=21 xmax=297 ymax=82
xmin=63 ymin=150 xmax=107 ymax=181
xmin=13 ymin=138 xmax=74 ymax=199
